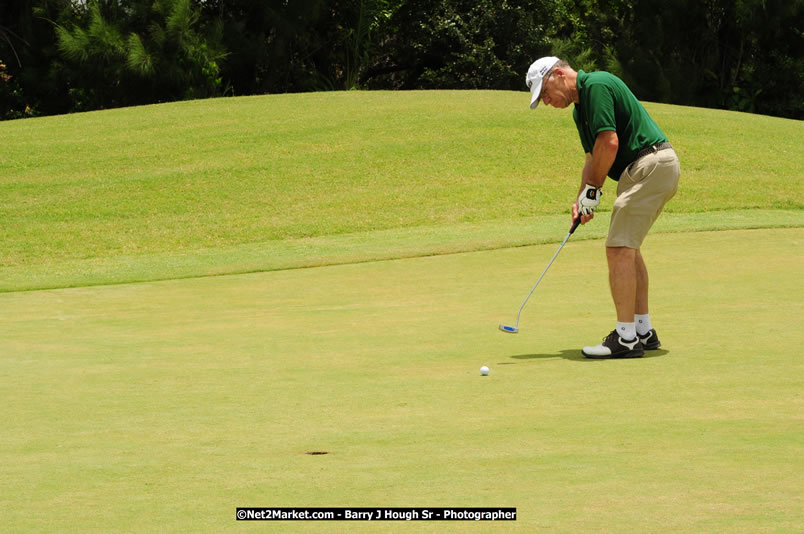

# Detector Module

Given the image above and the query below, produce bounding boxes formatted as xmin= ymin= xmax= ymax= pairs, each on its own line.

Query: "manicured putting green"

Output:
xmin=1 ymin=228 xmax=802 ymax=532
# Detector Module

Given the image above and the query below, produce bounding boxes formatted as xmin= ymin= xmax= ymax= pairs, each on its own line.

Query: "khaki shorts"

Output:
xmin=607 ymin=148 xmax=681 ymax=248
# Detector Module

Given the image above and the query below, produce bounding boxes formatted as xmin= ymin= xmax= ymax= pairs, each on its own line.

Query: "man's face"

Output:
xmin=540 ymin=69 xmax=572 ymax=109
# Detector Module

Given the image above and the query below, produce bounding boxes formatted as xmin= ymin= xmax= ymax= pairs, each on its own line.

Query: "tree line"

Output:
xmin=1 ymin=0 xmax=802 ymax=121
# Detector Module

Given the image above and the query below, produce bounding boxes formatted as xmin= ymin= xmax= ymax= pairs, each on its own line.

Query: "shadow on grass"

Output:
xmin=508 ymin=349 xmax=669 ymax=363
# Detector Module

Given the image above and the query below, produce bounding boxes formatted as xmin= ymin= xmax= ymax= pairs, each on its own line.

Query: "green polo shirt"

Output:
xmin=573 ymin=70 xmax=668 ymax=180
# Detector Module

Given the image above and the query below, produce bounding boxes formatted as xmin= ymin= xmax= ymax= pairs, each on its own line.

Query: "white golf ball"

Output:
xmin=480 ymin=365 xmax=489 ymax=376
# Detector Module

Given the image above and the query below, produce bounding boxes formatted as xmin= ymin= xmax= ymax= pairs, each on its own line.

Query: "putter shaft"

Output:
xmin=507 ymin=217 xmax=581 ymax=331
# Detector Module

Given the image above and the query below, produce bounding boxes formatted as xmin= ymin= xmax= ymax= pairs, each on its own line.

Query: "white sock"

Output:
xmin=616 ymin=321 xmax=637 ymax=341
xmin=635 ymin=314 xmax=652 ymax=336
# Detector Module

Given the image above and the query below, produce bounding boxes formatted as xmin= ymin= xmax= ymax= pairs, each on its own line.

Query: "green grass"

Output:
xmin=1 ymin=91 xmax=802 ymax=532
xmin=1 ymin=228 xmax=802 ymax=532
xmin=0 ymin=208 xmax=800 ymax=292
xmin=0 ymin=91 xmax=802 ymax=291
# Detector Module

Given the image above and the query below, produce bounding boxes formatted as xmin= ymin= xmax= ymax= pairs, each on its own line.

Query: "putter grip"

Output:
xmin=569 ymin=215 xmax=582 ymax=234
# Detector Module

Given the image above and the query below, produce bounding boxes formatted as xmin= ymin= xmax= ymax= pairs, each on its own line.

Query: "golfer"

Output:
xmin=526 ymin=57 xmax=680 ymax=359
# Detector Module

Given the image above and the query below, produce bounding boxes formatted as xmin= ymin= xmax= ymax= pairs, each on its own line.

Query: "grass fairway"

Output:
xmin=1 ymin=89 xmax=802 ymax=531
xmin=1 ymin=90 xmax=802 ymax=291
xmin=2 ymin=228 xmax=802 ymax=532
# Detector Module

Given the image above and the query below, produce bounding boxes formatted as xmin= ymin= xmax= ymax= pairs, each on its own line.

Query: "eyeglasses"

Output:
xmin=539 ymin=70 xmax=555 ymax=102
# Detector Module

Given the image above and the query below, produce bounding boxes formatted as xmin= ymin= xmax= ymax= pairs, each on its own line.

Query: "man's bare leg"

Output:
xmin=635 ymin=249 xmax=649 ymax=315
xmin=607 ymin=246 xmax=636 ymax=323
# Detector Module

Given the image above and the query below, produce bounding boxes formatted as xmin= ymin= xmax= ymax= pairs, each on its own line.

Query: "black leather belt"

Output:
xmin=634 ymin=142 xmax=673 ymax=161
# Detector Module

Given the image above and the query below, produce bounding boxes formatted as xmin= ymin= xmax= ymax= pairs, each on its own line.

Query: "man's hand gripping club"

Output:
xmin=578 ymin=184 xmax=601 ymax=215
xmin=573 ymin=184 xmax=601 ymax=227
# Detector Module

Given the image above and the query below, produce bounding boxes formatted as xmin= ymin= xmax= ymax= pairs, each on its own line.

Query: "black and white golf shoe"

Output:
xmin=582 ymin=330 xmax=644 ymax=359
xmin=638 ymin=329 xmax=661 ymax=350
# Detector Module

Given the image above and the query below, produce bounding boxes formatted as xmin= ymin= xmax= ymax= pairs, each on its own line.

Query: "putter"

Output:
xmin=499 ymin=216 xmax=582 ymax=333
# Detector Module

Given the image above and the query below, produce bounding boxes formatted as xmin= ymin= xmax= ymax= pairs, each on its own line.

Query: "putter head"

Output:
xmin=499 ymin=324 xmax=519 ymax=334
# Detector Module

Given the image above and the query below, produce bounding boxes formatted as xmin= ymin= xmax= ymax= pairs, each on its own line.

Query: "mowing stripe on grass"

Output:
xmin=1 ymin=209 xmax=800 ymax=293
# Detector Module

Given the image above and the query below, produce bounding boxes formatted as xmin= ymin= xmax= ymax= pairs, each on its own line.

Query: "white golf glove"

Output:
xmin=578 ymin=184 xmax=601 ymax=216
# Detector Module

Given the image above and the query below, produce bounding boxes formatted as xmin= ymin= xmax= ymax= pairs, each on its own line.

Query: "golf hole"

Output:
xmin=305 ymin=451 xmax=329 ymax=455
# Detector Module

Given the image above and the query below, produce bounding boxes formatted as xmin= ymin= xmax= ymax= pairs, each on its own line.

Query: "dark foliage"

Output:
xmin=1 ymin=0 xmax=801 ymax=119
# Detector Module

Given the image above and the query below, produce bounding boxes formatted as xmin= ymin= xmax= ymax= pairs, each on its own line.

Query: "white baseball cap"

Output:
xmin=526 ymin=56 xmax=560 ymax=109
